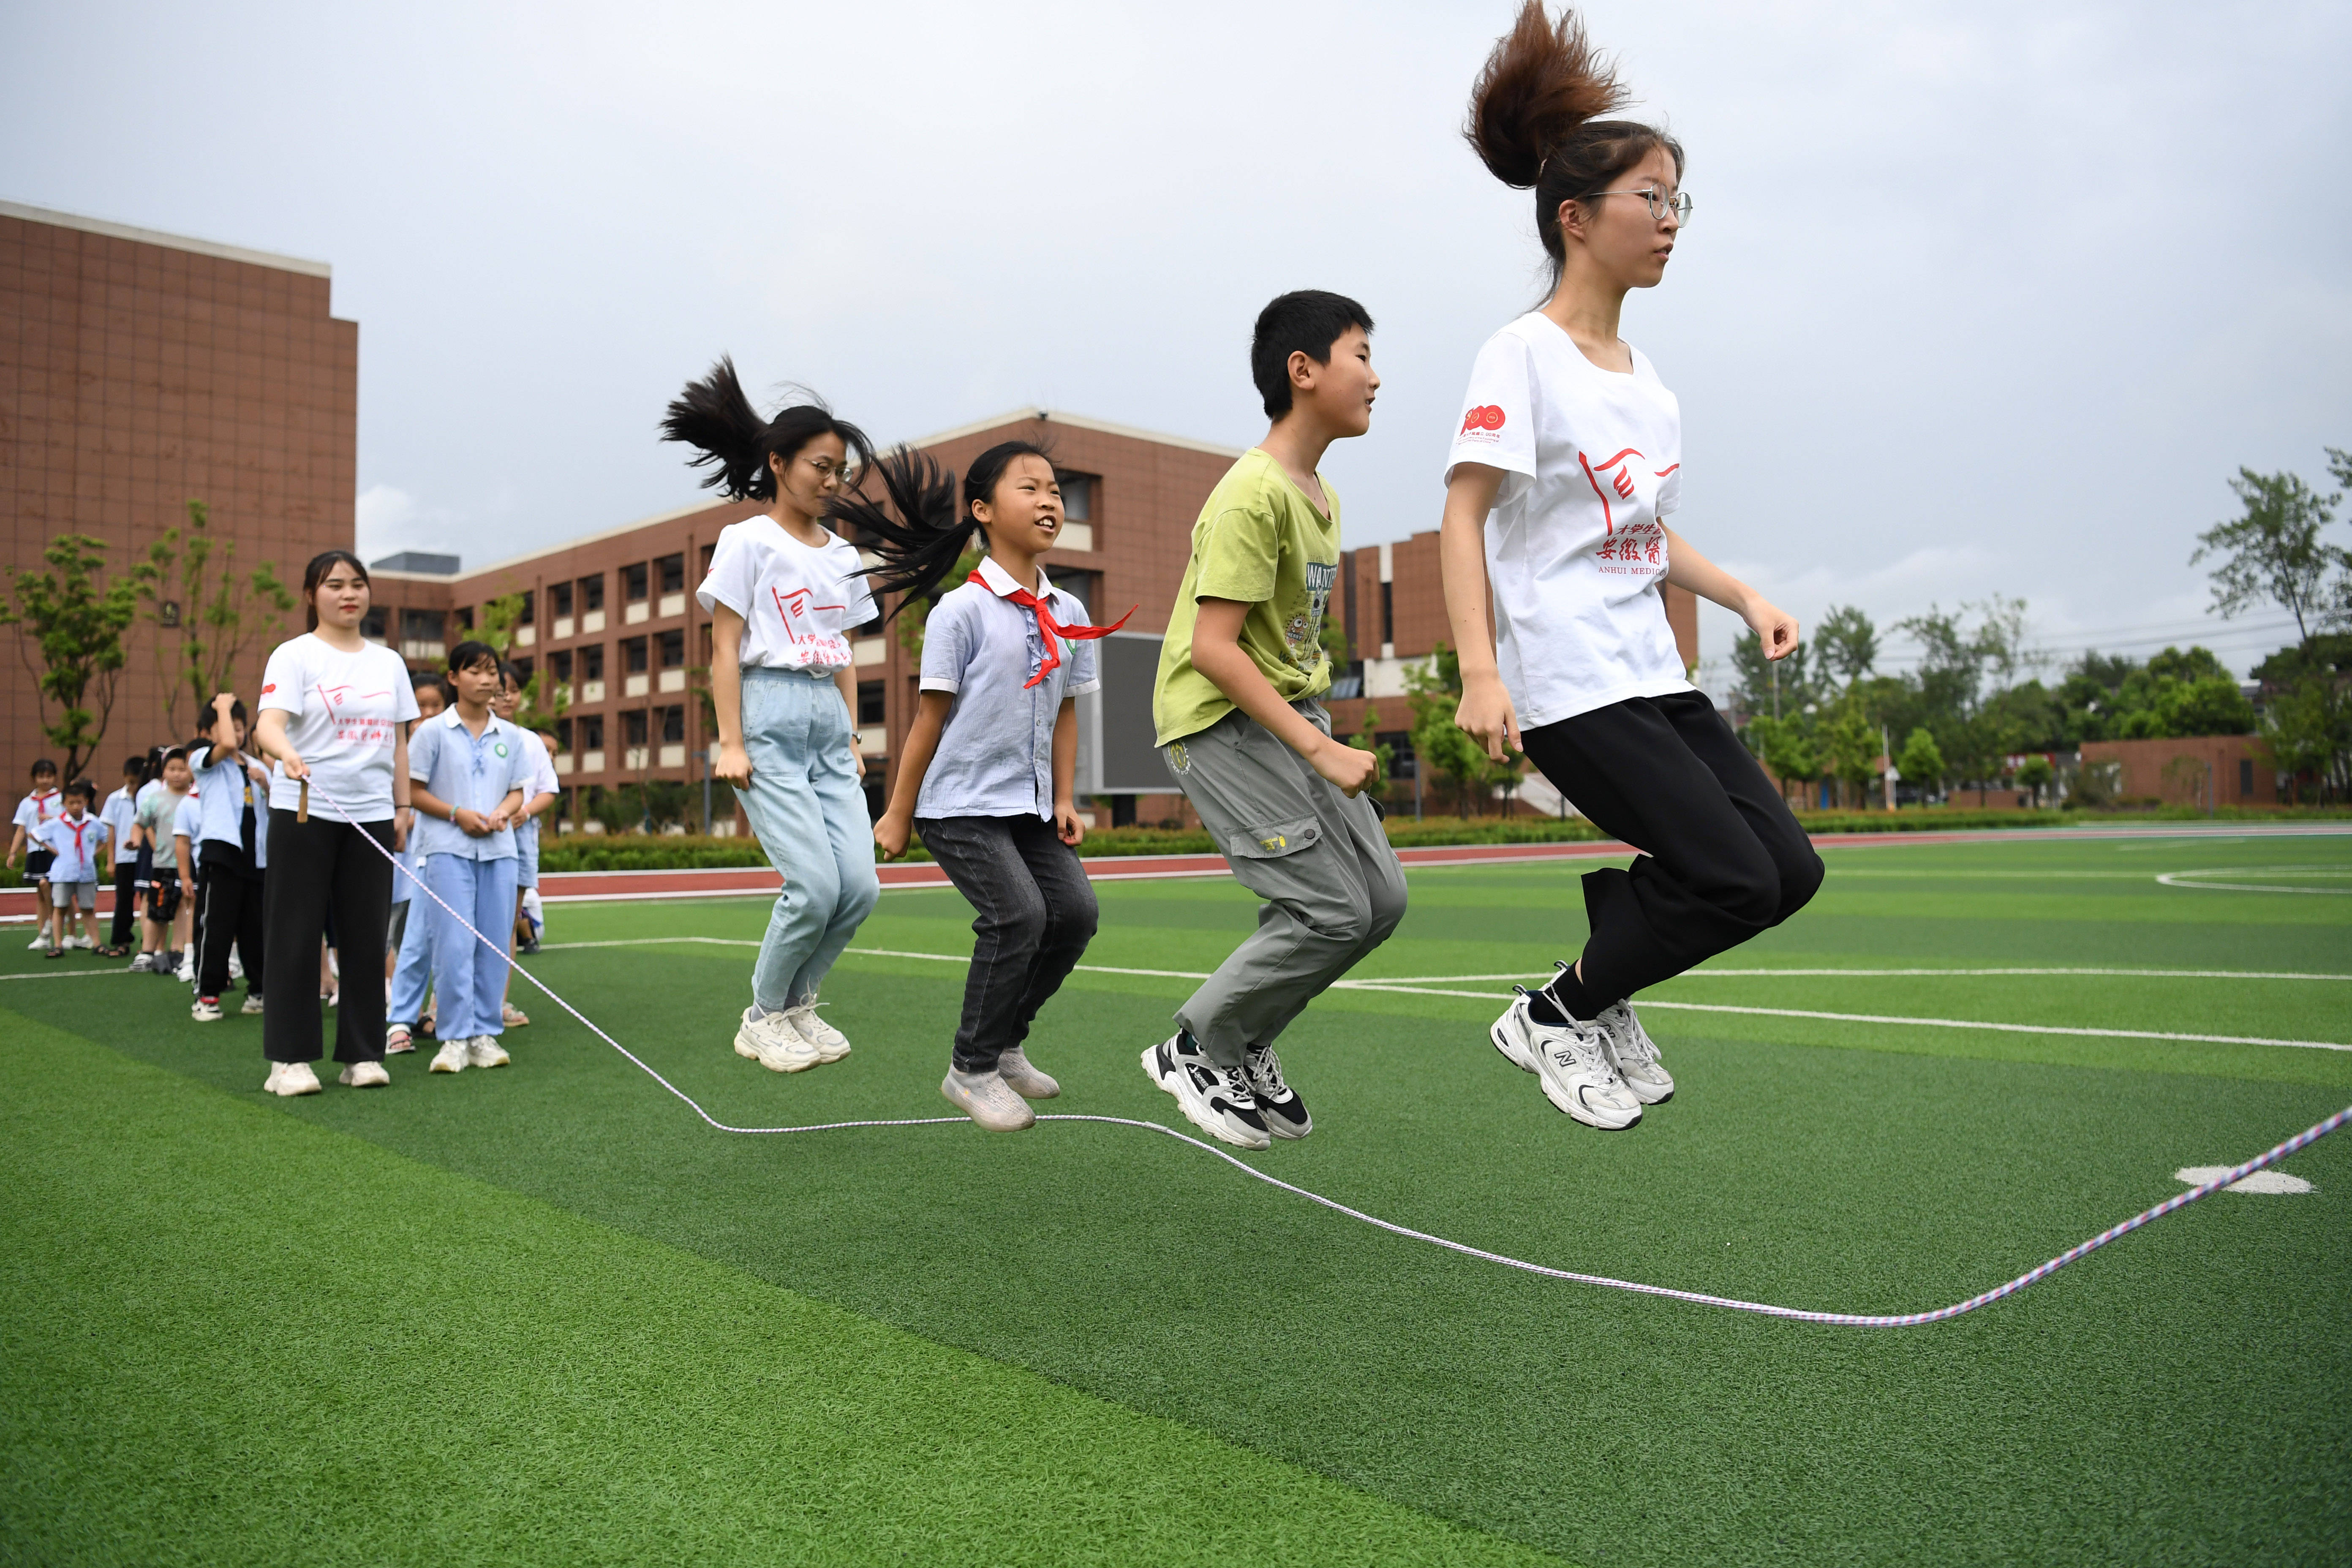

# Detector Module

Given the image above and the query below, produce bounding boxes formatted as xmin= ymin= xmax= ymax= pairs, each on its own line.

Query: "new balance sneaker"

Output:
xmin=1142 ymin=1034 xmax=1270 ymax=1151
xmin=338 ymin=1061 xmax=391 ymax=1089
xmin=1242 ymin=1043 xmax=1311 ymax=1140
xmin=996 ymin=1046 xmax=1059 ymax=1100
xmin=781 ymin=1004 xmax=851 ymax=1064
xmin=240 ymin=992 xmax=265 ymax=1015
xmin=1491 ymin=989 xmax=1642 ymax=1130
xmin=428 ymin=1040 xmax=468 ymax=1073
xmin=263 ymin=1060 xmax=321 ymax=1097
xmin=1593 ymin=1001 xmax=1674 ymax=1104
xmin=734 ymin=1007 xmax=822 ymax=1073
xmin=191 ymin=995 xmax=223 ymax=1023
xmin=466 ymin=1036 xmax=511 ymax=1069
xmin=385 ymin=1023 xmax=415 ymax=1055
xmin=941 ymin=1067 xmax=1036 ymax=1132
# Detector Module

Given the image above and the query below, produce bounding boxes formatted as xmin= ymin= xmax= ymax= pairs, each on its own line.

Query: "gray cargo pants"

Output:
xmin=1161 ymin=702 xmax=1408 ymax=1067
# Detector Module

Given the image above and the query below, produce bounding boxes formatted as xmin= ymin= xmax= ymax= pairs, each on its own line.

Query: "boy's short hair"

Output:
xmin=1251 ymin=290 xmax=1375 ymax=419
xmin=62 ymin=778 xmax=95 ymax=802
xmin=30 ymin=758 xmax=57 ymax=779
xmin=123 ymin=754 xmax=147 ymax=776
xmin=161 ymin=746 xmax=190 ymax=766
xmin=447 ymin=640 xmax=500 ymax=675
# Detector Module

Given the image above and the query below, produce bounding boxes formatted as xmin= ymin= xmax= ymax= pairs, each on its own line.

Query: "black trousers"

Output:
xmin=1517 ymin=690 xmax=1823 ymax=1007
xmin=915 ymin=814 xmax=1099 ymax=1073
xmin=195 ymin=854 xmax=267 ymax=1001
xmin=109 ymin=862 xmax=140 ymax=948
xmin=262 ymin=811 xmax=394 ymax=1065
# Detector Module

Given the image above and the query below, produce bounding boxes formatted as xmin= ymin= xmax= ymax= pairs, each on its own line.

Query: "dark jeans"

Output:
xmin=1517 ymin=690 xmax=1824 ymax=1006
xmin=195 ymin=851 xmax=266 ymax=1001
xmin=915 ymin=814 xmax=1099 ymax=1073
xmin=261 ymin=811 xmax=395 ymax=1064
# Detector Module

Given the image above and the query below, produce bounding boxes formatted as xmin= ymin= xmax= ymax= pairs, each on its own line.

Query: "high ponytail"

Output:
xmin=659 ymin=355 xmax=876 ymax=505
xmin=830 ymin=439 xmax=1057 ymax=621
xmin=1465 ymin=2 xmax=1681 ymax=292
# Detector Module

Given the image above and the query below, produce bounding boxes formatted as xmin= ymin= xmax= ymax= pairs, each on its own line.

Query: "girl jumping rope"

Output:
xmin=1443 ymin=3 xmax=1823 ymax=1130
xmin=662 ymin=358 xmax=880 ymax=1075
xmin=837 ymin=443 xmax=1122 ymax=1132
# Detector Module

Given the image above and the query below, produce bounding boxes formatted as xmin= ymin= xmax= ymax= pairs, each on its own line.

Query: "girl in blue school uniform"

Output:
xmin=838 ymin=441 xmax=1127 ymax=1132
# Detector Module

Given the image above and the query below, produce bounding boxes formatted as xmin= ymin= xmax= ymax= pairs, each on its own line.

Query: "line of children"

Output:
xmin=839 ymin=441 xmax=1119 ymax=1131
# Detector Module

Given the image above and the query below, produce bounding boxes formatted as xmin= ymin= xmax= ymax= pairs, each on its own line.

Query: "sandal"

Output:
xmin=501 ymin=1002 xmax=531 ymax=1028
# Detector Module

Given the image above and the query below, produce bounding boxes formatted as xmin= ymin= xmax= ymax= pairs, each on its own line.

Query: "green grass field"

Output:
xmin=5 ymin=828 xmax=2349 ymax=1565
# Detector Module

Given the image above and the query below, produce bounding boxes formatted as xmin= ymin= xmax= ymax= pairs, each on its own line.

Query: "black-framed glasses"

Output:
xmin=1596 ymin=186 xmax=1692 ymax=224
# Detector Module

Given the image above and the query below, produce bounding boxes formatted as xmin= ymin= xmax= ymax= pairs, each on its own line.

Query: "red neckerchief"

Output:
xmin=969 ymin=571 xmax=1135 ymax=690
xmin=58 ymin=814 xmax=90 ymax=866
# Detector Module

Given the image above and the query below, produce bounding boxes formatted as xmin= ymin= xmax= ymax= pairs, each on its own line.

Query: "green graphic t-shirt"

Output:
xmin=1153 ymin=447 xmax=1341 ymax=746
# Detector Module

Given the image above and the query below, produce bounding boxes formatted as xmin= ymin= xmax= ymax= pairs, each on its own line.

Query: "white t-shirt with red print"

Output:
xmin=696 ymin=517 xmax=876 ymax=672
xmin=257 ymin=634 xmax=421 ymax=820
xmin=1445 ymin=310 xmax=1692 ymax=729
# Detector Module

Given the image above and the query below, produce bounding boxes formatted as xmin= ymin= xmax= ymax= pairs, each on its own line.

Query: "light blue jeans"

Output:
xmin=389 ymin=891 xmax=433 ymax=1026
xmin=422 ymin=852 xmax=518 ymax=1041
xmin=739 ymin=666 xmax=879 ymax=1014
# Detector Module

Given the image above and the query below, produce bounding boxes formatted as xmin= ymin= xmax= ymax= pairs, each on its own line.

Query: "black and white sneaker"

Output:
xmin=1242 ymin=1043 xmax=1311 ymax=1140
xmin=1142 ymin=1033 xmax=1270 ymax=1151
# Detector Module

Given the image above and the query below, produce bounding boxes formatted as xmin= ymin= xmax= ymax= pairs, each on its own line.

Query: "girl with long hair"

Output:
xmin=840 ymin=442 xmax=1121 ymax=1132
xmin=250 ymin=549 xmax=421 ymax=1094
xmin=1441 ymin=2 xmax=1823 ymax=1130
xmin=662 ymin=357 xmax=881 ymax=1074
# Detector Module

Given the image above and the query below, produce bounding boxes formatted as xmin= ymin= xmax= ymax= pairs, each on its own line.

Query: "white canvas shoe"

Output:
xmin=1492 ymin=990 xmax=1642 ymax=1131
xmin=735 ymin=1008 xmax=822 ymax=1073
xmin=240 ymin=992 xmax=265 ymax=1015
xmin=781 ymin=1004 xmax=851 ymax=1063
xmin=1593 ymin=1001 xmax=1674 ymax=1104
xmin=264 ymin=1060 xmax=322 ymax=1097
xmin=338 ymin=1060 xmax=391 ymax=1089
xmin=996 ymin=1046 xmax=1060 ymax=1100
xmin=428 ymin=1040 xmax=468 ymax=1073
xmin=465 ymin=1036 xmax=510 ymax=1069
xmin=940 ymin=1067 xmax=1036 ymax=1132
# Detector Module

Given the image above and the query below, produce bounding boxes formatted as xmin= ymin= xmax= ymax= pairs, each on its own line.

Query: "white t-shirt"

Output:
xmin=102 ymin=785 xmax=142 ymax=863
xmin=696 ymin=517 xmax=876 ymax=671
xmin=258 ymin=634 xmax=421 ymax=821
xmin=1446 ymin=311 xmax=1692 ymax=729
xmin=15 ymin=789 xmax=61 ymax=844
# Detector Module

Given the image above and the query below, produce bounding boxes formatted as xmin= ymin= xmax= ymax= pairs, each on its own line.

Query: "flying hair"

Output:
xmin=659 ymin=355 xmax=876 ymax=504
xmin=829 ymin=440 xmax=1055 ymax=620
xmin=1465 ymin=2 xmax=1681 ymax=293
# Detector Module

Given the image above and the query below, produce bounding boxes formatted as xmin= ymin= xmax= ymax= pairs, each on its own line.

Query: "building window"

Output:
xmin=1381 ymin=581 xmax=1394 ymax=646
xmin=623 ymin=636 xmax=649 ymax=674
xmin=656 ymin=554 xmax=685 ymax=595
xmin=2240 ymin=758 xmax=2255 ymax=798
xmin=623 ymin=562 xmax=649 ymax=603
xmin=550 ymin=581 xmax=574 ymax=619
xmin=550 ymin=650 xmax=573 ymax=684
xmin=360 ymin=607 xmax=387 ymax=642
xmin=857 ymin=680 xmax=886 ymax=724
xmin=578 ymin=714 xmax=604 ymax=751
xmin=623 ymin=710 xmax=648 ymax=747
xmin=399 ymin=609 xmax=446 ymax=662
xmin=580 ymin=574 xmax=605 ymax=612
xmin=1377 ymin=731 xmax=1414 ymax=779
xmin=555 ymin=717 xmax=574 ymax=752
xmin=581 ymin=643 xmax=605 ymax=681
xmin=659 ymin=705 xmax=685 ymax=744
xmin=455 ymin=606 xmax=475 ymax=632
xmin=516 ymin=589 xmax=534 ymax=625
xmin=1059 ymin=472 xmax=1095 ymax=520
xmin=657 ymin=629 xmax=685 ymax=670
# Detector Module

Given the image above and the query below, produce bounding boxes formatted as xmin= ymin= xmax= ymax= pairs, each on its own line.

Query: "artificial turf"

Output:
xmin=4 ymin=828 xmax=2349 ymax=1565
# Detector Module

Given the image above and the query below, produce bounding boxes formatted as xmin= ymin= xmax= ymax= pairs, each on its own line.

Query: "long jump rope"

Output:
xmin=302 ymin=780 xmax=2349 ymax=1329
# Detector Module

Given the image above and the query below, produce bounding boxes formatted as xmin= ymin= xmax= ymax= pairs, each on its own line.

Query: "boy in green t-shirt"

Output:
xmin=1143 ymin=290 xmax=1408 ymax=1151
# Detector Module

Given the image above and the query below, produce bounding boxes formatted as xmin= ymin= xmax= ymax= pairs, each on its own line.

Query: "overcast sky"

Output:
xmin=6 ymin=0 xmax=2348 ymax=680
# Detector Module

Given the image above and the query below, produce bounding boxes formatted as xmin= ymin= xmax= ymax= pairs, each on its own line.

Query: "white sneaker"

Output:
xmin=263 ymin=1060 xmax=322 ymax=1097
xmin=191 ymin=996 xmax=223 ymax=1022
xmin=25 ymin=934 xmax=44 ymax=951
xmin=229 ymin=952 xmax=244 ymax=981
xmin=781 ymin=1003 xmax=852 ymax=1063
xmin=466 ymin=1035 xmax=510 ymax=1069
xmin=338 ymin=1060 xmax=391 ymax=1089
xmin=429 ymin=1040 xmax=468 ymax=1073
xmin=940 ymin=1067 xmax=1036 ymax=1131
xmin=996 ymin=1046 xmax=1060 ymax=1100
xmin=240 ymin=992 xmax=265 ymax=1015
xmin=1142 ymin=1034 xmax=1270 ymax=1151
xmin=128 ymin=953 xmax=154 ymax=973
xmin=1593 ymin=1000 xmax=1674 ymax=1104
xmin=1492 ymin=990 xmax=1642 ymax=1131
xmin=67 ymin=934 xmax=91 ymax=950
xmin=735 ymin=1007 xmax=822 ymax=1073
xmin=175 ymin=953 xmax=195 ymax=983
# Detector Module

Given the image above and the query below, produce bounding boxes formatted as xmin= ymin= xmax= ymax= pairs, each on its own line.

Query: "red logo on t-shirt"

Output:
xmin=261 ymin=683 xmax=276 ymax=694
xmin=1459 ymin=405 xmax=1507 ymax=436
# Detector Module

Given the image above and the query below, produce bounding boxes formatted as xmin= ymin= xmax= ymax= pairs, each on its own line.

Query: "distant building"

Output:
xmin=370 ymin=550 xmax=459 ymax=576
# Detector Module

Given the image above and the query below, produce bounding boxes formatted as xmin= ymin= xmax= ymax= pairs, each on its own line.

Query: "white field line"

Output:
xmin=1354 ymin=966 xmax=2352 ymax=983
xmin=2157 ymin=866 xmax=2352 ymax=896
xmin=0 ymin=968 xmax=141 ymax=982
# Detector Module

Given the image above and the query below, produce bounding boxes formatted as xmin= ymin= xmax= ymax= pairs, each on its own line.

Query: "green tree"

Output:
xmin=1347 ymin=701 xmax=1394 ymax=803
xmin=1729 ymin=628 xmax=1818 ymax=721
xmin=1818 ymin=698 xmax=1881 ymax=808
xmin=479 ymin=591 xmax=526 ymax=653
xmin=1895 ymin=726 xmax=1946 ymax=798
xmin=2191 ymin=461 xmax=2350 ymax=642
xmin=2014 ymin=753 xmax=2055 ymax=806
xmin=2261 ymin=674 xmax=2352 ymax=803
xmin=1815 ymin=604 xmax=1879 ymax=691
xmin=1745 ymin=713 xmax=1817 ymax=808
xmin=135 ymin=500 xmax=296 ymax=732
xmin=1405 ymin=642 xmax=1519 ymax=816
xmin=1 ymin=534 xmax=141 ymax=780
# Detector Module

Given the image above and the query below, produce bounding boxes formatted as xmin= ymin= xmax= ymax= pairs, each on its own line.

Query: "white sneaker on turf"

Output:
xmin=191 ymin=996 xmax=223 ymax=1022
xmin=175 ymin=953 xmax=195 ymax=983
xmin=996 ymin=1046 xmax=1059 ymax=1100
xmin=240 ymin=992 xmax=264 ymax=1015
xmin=734 ymin=1007 xmax=822 ymax=1073
xmin=128 ymin=953 xmax=154 ymax=973
xmin=1242 ymin=1043 xmax=1311 ymax=1140
xmin=1593 ymin=1001 xmax=1674 ymax=1104
xmin=1142 ymin=1034 xmax=1270 ymax=1151
xmin=466 ymin=1036 xmax=510 ymax=1069
xmin=781 ymin=1003 xmax=851 ymax=1063
xmin=940 ymin=1067 xmax=1036 ymax=1131
xmin=1492 ymin=990 xmax=1642 ymax=1130
xmin=263 ymin=1060 xmax=322 ymax=1097
xmin=26 ymin=934 xmax=45 ymax=951
xmin=338 ymin=1060 xmax=390 ymax=1089
xmin=428 ymin=1040 xmax=468 ymax=1073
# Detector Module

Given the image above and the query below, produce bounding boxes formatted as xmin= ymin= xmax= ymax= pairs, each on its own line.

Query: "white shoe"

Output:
xmin=735 ymin=1007 xmax=822 ymax=1073
xmin=338 ymin=1060 xmax=390 ymax=1089
xmin=429 ymin=1040 xmax=467 ymax=1073
xmin=240 ymin=992 xmax=265 ymax=1015
xmin=25 ymin=934 xmax=44 ymax=951
xmin=228 ymin=952 xmax=244 ymax=981
xmin=191 ymin=996 xmax=223 ymax=1022
xmin=175 ymin=953 xmax=195 ymax=983
xmin=996 ymin=1046 xmax=1060 ymax=1100
xmin=68 ymin=934 xmax=91 ymax=950
xmin=1142 ymin=1034 xmax=1270 ymax=1151
xmin=465 ymin=1035 xmax=510 ymax=1069
xmin=128 ymin=953 xmax=154 ymax=973
xmin=1492 ymin=990 xmax=1642 ymax=1131
xmin=782 ymin=1003 xmax=851 ymax=1062
xmin=940 ymin=1067 xmax=1036 ymax=1131
xmin=1593 ymin=1000 xmax=1674 ymax=1104
xmin=263 ymin=1060 xmax=322 ymax=1097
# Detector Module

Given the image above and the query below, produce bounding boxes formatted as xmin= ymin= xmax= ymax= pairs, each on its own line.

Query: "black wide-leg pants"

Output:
xmin=261 ymin=811 xmax=394 ymax=1065
xmin=1517 ymin=690 xmax=1823 ymax=1007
